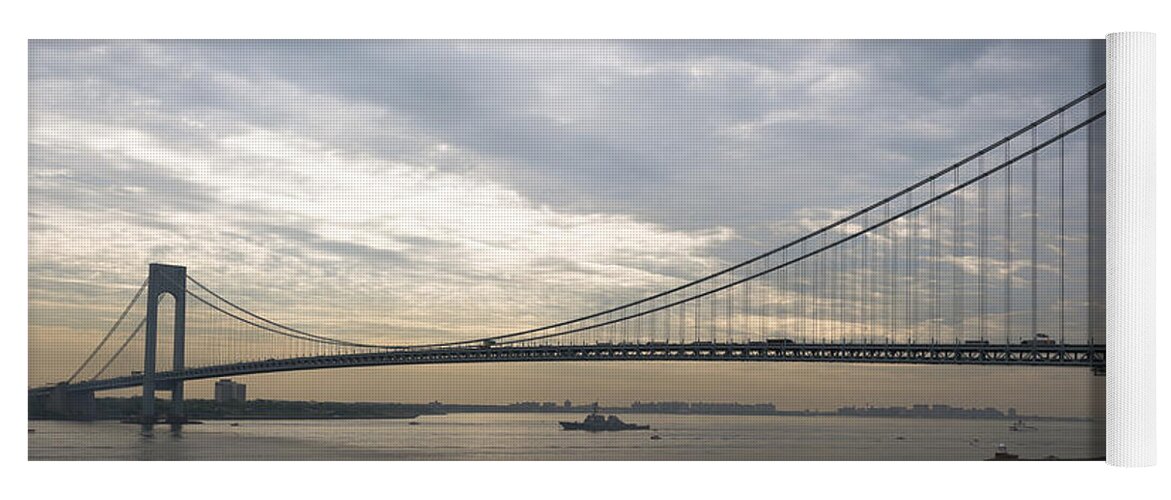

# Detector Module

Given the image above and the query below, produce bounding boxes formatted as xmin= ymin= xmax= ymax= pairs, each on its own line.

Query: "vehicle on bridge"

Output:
xmin=642 ymin=341 xmax=675 ymax=347
xmin=1021 ymin=334 xmax=1056 ymax=346
xmin=766 ymin=338 xmax=795 ymax=345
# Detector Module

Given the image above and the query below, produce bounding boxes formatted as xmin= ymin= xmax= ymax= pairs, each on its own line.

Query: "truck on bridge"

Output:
xmin=1021 ymin=334 xmax=1056 ymax=346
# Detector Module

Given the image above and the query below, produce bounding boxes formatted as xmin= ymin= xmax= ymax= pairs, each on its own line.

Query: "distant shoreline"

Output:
xmin=29 ymin=396 xmax=1098 ymax=422
xmin=429 ymin=409 xmax=1095 ymax=423
xmin=29 ymin=410 xmax=1098 ymax=423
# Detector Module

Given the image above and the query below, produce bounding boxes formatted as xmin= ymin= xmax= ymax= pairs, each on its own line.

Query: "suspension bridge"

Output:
xmin=30 ymin=85 xmax=1108 ymax=432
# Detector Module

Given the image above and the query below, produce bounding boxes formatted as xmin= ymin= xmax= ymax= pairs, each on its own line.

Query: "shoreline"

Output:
xmin=29 ymin=411 xmax=1099 ymax=423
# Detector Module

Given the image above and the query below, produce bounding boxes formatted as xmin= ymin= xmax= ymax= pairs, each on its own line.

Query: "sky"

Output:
xmin=28 ymin=40 xmax=1105 ymax=416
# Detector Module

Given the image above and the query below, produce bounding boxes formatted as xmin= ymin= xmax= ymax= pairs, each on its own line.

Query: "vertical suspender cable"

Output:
xmin=1059 ymin=112 xmax=1066 ymax=345
xmin=1031 ymin=127 xmax=1039 ymax=340
xmin=1005 ymin=143 xmax=1013 ymax=343
xmin=979 ymin=156 xmax=987 ymax=341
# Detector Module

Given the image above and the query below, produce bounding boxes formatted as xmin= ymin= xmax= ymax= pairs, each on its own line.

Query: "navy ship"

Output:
xmin=559 ymin=405 xmax=650 ymax=432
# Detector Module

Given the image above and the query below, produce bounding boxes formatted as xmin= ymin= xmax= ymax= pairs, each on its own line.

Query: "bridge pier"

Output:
xmin=46 ymin=385 xmax=96 ymax=421
xmin=141 ymin=263 xmax=187 ymax=434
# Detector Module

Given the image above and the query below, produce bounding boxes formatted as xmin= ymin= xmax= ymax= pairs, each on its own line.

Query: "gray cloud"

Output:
xmin=30 ymin=40 xmax=1104 ymax=234
xmin=28 ymin=40 xmax=1105 ymax=394
xmin=29 ymin=143 xmax=219 ymax=218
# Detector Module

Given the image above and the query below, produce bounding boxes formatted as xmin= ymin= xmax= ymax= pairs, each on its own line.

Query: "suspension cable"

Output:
xmin=190 ymin=109 xmax=1104 ymax=350
xmin=481 ymin=110 xmax=1106 ymax=347
xmin=184 ymin=275 xmax=388 ymax=349
xmin=67 ymin=278 xmax=148 ymax=383
xmin=183 ymin=287 xmax=380 ymax=348
xmin=210 ymin=84 xmax=1107 ymax=352
xmin=90 ymin=316 xmax=146 ymax=381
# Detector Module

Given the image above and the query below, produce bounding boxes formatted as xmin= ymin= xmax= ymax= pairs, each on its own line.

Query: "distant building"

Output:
xmin=214 ymin=379 xmax=246 ymax=403
xmin=835 ymin=404 xmax=1006 ymax=419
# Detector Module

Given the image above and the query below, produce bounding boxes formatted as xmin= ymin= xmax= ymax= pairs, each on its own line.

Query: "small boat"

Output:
xmin=28 ymin=429 xmax=35 ymax=433
xmin=650 ymin=434 xmax=662 ymax=440
xmin=408 ymin=421 xmax=420 ymax=426
xmin=1009 ymin=419 xmax=1038 ymax=432
xmin=229 ymin=423 xmax=240 ymax=427
xmin=987 ymin=443 xmax=1019 ymax=461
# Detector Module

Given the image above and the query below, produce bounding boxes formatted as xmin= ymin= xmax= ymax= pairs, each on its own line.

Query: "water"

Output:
xmin=28 ymin=413 xmax=1104 ymax=461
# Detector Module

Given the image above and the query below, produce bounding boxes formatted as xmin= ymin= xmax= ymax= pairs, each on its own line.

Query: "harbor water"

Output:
xmin=29 ymin=413 xmax=1104 ymax=461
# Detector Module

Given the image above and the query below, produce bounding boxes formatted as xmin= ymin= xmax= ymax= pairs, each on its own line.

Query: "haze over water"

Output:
xmin=30 ymin=414 xmax=1104 ymax=461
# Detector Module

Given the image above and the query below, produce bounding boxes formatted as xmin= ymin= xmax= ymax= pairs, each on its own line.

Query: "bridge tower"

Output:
xmin=141 ymin=263 xmax=187 ymax=434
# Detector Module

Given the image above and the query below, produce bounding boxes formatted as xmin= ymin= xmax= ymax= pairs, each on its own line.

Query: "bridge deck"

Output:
xmin=31 ymin=342 xmax=1106 ymax=396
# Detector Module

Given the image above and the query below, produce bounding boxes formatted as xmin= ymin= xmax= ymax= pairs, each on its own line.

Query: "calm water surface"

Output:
xmin=29 ymin=413 xmax=1104 ymax=461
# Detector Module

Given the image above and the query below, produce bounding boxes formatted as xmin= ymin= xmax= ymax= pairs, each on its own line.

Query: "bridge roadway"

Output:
xmin=31 ymin=341 xmax=1106 ymax=396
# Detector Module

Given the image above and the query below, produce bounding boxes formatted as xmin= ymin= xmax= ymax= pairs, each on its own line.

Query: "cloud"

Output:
xmin=28 ymin=84 xmax=733 ymax=352
xmin=28 ymin=40 xmax=1104 ymax=385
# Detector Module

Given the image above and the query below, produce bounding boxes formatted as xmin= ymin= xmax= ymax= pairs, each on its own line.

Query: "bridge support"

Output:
xmin=46 ymin=385 xmax=96 ymax=421
xmin=141 ymin=263 xmax=187 ymax=434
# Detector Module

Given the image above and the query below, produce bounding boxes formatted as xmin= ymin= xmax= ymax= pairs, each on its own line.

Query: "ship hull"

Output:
xmin=559 ymin=421 xmax=650 ymax=432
